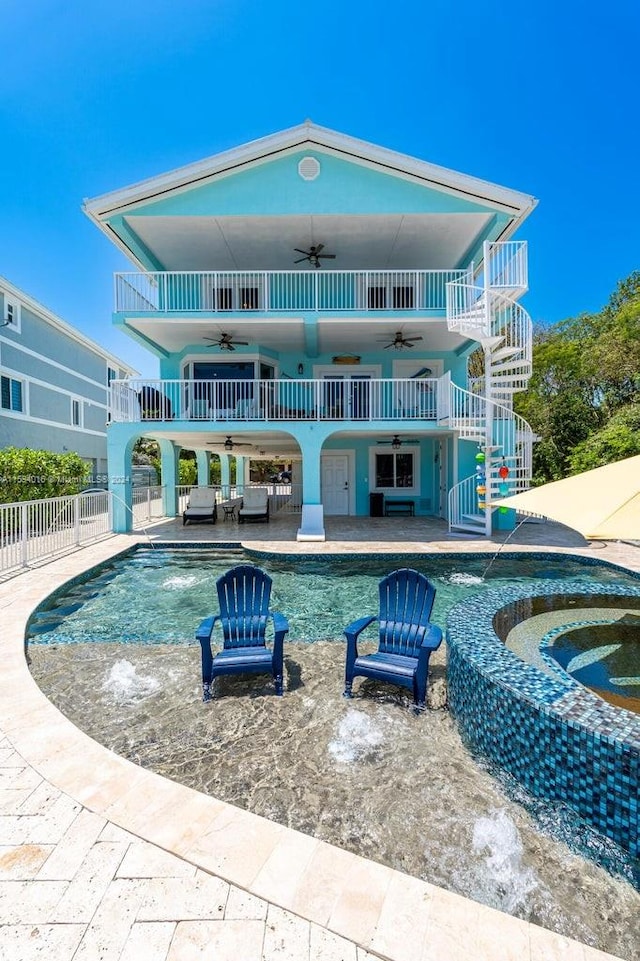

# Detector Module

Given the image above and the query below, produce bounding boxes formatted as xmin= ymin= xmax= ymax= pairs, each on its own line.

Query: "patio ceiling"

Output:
xmin=125 ymin=213 xmax=492 ymax=272
xmin=126 ymin=316 xmax=467 ymax=356
xmin=138 ymin=427 xmax=445 ymax=457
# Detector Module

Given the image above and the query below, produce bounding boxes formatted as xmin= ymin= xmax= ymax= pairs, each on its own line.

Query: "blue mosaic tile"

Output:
xmin=446 ymin=579 xmax=640 ymax=862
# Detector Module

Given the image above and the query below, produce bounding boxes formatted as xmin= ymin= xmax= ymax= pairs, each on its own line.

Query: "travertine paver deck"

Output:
xmin=1 ymin=517 xmax=638 ymax=961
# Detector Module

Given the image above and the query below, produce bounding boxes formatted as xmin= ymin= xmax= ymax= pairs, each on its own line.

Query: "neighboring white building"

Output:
xmin=0 ymin=276 xmax=138 ymax=481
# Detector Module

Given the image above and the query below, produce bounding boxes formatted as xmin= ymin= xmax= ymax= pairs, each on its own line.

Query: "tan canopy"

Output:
xmin=492 ymin=455 xmax=640 ymax=540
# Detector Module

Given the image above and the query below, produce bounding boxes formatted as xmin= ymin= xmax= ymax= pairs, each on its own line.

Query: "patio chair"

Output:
xmin=182 ymin=487 xmax=218 ymax=525
xmin=196 ymin=564 xmax=289 ymax=701
xmin=343 ymin=568 xmax=442 ymax=711
xmin=238 ymin=487 xmax=269 ymax=523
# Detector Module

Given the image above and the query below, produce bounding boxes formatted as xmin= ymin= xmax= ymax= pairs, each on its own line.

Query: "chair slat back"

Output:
xmin=378 ymin=569 xmax=436 ymax=658
xmin=216 ymin=565 xmax=272 ymax=648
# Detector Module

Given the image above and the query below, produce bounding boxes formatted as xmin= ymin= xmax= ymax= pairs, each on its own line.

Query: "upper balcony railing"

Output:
xmin=114 ymin=269 xmax=469 ymax=314
xmin=110 ymin=377 xmax=442 ymax=424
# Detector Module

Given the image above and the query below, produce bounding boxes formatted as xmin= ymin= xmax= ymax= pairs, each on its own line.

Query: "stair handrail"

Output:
xmin=485 ymin=240 xmax=528 ymax=293
xmin=447 ymin=382 xmax=534 ymax=480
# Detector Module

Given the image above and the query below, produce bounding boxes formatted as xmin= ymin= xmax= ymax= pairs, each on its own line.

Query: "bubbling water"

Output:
xmin=102 ymin=659 xmax=160 ymax=702
xmin=163 ymin=574 xmax=202 ymax=590
xmin=447 ymin=572 xmax=485 ymax=586
xmin=468 ymin=809 xmax=539 ymax=914
xmin=328 ymin=708 xmax=385 ymax=763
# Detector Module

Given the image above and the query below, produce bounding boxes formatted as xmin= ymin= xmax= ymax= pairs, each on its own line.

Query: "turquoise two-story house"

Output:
xmin=84 ymin=122 xmax=538 ymax=540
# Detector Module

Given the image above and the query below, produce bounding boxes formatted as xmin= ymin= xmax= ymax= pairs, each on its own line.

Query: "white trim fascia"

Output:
xmin=0 ymin=337 xmax=113 ymax=395
xmin=0 ymin=364 xmax=107 ymax=410
xmin=0 ymin=277 xmax=138 ymax=375
xmin=83 ymin=121 xmax=538 ymax=224
xmin=0 ymin=407 xmax=106 ymax=436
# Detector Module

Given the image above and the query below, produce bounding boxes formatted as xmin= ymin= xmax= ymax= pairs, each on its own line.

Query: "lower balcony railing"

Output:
xmin=110 ymin=378 xmax=442 ymax=424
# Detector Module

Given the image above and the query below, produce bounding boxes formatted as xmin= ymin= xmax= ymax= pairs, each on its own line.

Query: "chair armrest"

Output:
xmin=344 ymin=615 xmax=376 ymax=684
xmin=271 ymin=611 xmax=289 ymax=666
xmin=197 ymin=615 xmax=220 ymax=688
xmin=196 ymin=614 xmax=219 ymax=644
xmin=419 ymin=624 xmax=443 ymax=651
xmin=344 ymin=615 xmax=376 ymax=640
xmin=271 ymin=611 xmax=289 ymax=636
xmin=417 ymin=624 xmax=443 ymax=677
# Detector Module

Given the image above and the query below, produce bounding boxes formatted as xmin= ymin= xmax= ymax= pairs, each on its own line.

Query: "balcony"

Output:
xmin=110 ymin=377 xmax=444 ymax=425
xmin=114 ymin=269 xmax=469 ymax=314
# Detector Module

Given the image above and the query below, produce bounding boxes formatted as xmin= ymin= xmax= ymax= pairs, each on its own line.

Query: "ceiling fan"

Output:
xmin=293 ymin=244 xmax=336 ymax=269
xmin=203 ymin=331 xmax=249 ymax=351
xmin=378 ymin=330 xmax=424 ymax=350
xmin=206 ymin=436 xmax=254 ymax=451
xmin=377 ymin=435 xmax=419 ymax=448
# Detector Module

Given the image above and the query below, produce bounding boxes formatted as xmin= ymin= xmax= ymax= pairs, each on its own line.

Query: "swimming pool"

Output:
xmin=26 ymin=545 xmax=640 ymax=647
xmin=25 ymin=546 xmax=640 ymax=959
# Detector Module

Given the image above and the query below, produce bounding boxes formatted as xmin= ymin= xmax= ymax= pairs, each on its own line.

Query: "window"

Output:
xmin=3 ymin=298 xmax=21 ymax=331
xmin=375 ymin=451 xmax=414 ymax=489
xmin=368 ymin=286 xmax=387 ymax=309
xmin=217 ymin=287 xmax=233 ymax=311
xmin=393 ymin=285 xmax=414 ymax=309
xmin=1 ymin=375 xmax=23 ymax=412
xmin=107 ymin=366 xmax=117 ymax=386
xmin=240 ymin=286 xmax=259 ymax=310
xmin=72 ymin=399 xmax=81 ymax=426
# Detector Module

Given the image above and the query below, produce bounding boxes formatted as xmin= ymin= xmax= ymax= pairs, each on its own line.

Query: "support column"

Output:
xmin=195 ymin=450 xmax=211 ymax=487
xmin=107 ymin=429 xmax=136 ymax=533
xmin=158 ymin=440 xmax=179 ymax=518
xmin=296 ymin=430 xmax=325 ymax=542
xmin=218 ymin=453 xmax=231 ymax=499
xmin=235 ymin=455 xmax=248 ymax=493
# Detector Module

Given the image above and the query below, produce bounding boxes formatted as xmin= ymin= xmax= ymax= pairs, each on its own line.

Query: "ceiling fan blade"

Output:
xmin=319 ymin=254 xmax=336 ymax=259
xmin=294 ymin=256 xmax=309 ymax=263
xmin=294 ymin=248 xmax=309 ymax=255
xmin=314 ymin=244 xmax=324 ymax=254
xmin=384 ymin=343 xmax=394 ymax=349
xmin=233 ymin=341 xmax=249 ymax=346
xmin=404 ymin=335 xmax=423 ymax=342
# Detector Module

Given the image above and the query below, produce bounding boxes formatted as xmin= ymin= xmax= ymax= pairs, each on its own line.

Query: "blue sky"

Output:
xmin=1 ymin=0 xmax=638 ymax=377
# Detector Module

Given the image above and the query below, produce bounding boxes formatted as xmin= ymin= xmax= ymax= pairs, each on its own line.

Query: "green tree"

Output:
xmin=514 ymin=270 xmax=640 ymax=481
xmin=568 ymin=404 xmax=640 ymax=473
xmin=0 ymin=448 xmax=90 ymax=503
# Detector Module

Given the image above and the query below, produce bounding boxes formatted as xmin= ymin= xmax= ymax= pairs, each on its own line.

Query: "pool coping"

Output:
xmin=2 ymin=534 xmax=638 ymax=961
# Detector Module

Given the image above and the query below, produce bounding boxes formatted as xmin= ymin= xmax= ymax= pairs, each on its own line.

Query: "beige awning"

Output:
xmin=492 ymin=455 xmax=640 ymax=540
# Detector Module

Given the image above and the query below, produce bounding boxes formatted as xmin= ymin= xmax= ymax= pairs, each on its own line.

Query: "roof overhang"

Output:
xmin=83 ymin=122 xmax=538 ymax=271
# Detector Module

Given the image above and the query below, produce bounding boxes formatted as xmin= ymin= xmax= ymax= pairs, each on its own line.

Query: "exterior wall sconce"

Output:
xmin=391 ymin=435 xmax=401 ymax=450
xmin=297 ymin=363 xmax=304 ymax=375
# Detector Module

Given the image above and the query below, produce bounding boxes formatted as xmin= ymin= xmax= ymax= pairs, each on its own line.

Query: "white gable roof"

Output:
xmin=84 ymin=121 xmax=537 ymax=222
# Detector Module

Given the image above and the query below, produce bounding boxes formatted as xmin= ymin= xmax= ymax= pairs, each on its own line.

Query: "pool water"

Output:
xmin=26 ymin=546 xmax=640 ymax=647
xmin=547 ymin=621 xmax=640 ymax=713
xmin=26 ymin=547 xmax=640 ymax=958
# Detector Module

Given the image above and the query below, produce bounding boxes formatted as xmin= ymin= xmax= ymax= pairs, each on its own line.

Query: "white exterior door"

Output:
xmin=322 ymin=455 xmax=350 ymax=515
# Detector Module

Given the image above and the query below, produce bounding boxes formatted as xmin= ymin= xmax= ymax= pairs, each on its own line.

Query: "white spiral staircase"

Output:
xmin=445 ymin=241 xmax=536 ymax=535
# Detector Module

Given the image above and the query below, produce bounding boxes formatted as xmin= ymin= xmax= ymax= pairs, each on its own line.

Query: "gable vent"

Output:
xmin=298 ymin=156 xmax=320 ymax=181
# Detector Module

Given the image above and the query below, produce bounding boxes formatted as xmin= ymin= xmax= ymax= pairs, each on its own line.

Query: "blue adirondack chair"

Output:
xmin=343 ymin=568 xmax=442 ymax=710
xmin=196 ymin=565 xmax=289 ymax=701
